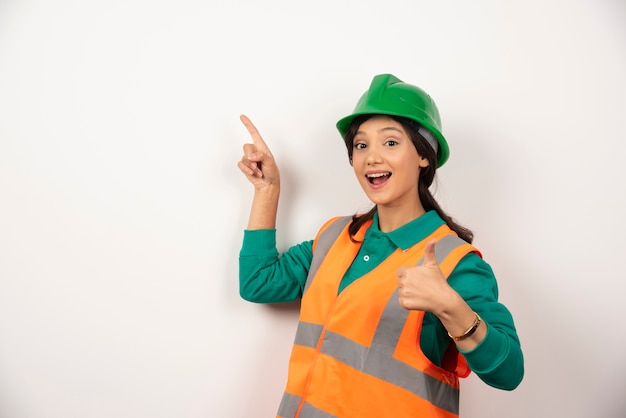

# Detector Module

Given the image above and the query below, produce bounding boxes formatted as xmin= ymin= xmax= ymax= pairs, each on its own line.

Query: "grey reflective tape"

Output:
xmin=321 ymin=325 xmax=459 ymax=415
xmin=293 ymin=321 xmax=324 ymax=348
xmin=320 ymin=329 xmax=369 ymax=369
xmin=277 ymin=393 xmax=338 ymax=418
xmin=415 ymin=234 xmax=468 ymax=266
xmin=418 ymin=126 xmax=439 ymax=154
xmin=371 ymin=287 xmax=410 ymax=347
xmin=366 ymin=354 xmax=459 ymax=414
xmin=277 ymin=392 xmax=301 ymax=417
xmin=304 ymin=216 xmax=352 ymax=294
xmin=299 ymin=403 xmax=338 ymax=418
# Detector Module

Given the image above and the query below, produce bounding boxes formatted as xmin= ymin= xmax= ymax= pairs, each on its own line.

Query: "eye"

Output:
xmin=354 ymin=142 xmax=367 ymax=150
xmin=385 ymin=139 xmax=399 ymax=147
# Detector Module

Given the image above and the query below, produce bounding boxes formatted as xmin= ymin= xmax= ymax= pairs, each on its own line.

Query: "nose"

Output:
xmin=366 ymin=145 xmax=382 ymax=165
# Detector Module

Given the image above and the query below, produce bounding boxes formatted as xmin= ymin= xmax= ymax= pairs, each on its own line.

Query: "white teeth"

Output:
xmin=366 ymin=172 xmax=390 ymax=178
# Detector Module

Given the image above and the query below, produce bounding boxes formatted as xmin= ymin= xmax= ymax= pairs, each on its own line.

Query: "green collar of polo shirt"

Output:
xmin=371 ymin=210 xmax=445 ymax=251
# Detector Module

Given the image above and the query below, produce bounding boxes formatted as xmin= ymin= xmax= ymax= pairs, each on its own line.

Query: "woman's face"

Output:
xmin=351 ymin=115 xmax=429 ymax=210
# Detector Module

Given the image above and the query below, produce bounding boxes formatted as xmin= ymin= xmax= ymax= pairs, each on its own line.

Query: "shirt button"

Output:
xmin=363 ymin=255 xmax=370 ymax=262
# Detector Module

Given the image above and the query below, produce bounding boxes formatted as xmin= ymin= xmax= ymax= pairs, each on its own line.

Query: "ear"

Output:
xmin=418 ymin=155 xmax=430 ymax=168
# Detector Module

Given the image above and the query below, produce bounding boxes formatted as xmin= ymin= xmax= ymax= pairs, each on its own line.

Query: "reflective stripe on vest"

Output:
xmin=278 ymin=393 xmax=336 ymax=418
xmin=278 ymin=217 xmax=476 ymax=418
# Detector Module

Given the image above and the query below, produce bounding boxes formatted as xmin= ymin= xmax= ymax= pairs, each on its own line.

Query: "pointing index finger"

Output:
xmin=240 ymin=114 xmax=269 ymax=151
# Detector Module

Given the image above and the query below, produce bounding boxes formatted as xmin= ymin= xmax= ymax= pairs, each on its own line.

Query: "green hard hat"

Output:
xmin=336 ymin=74 xmax=450 ymax=167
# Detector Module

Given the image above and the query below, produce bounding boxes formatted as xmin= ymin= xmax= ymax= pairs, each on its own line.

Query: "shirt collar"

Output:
xmin=371 ymin=210 xmax=445 ymax=251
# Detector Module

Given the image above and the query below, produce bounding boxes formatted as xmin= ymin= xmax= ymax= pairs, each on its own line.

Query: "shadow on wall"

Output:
xmin=267 ymin=300 xmax=301 ymax=313
xmin=238 ymin=301 xmax=301 ymax=417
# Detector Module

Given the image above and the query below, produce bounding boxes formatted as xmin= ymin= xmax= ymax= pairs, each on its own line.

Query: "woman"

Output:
xmin=237 ymin=74 xmax=524 ymax=418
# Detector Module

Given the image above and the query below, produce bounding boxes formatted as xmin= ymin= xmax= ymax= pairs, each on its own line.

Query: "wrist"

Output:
xmin=255 ymin=182 xmax=280 ymax=195
xmin=248 ymin=184 xmax=280 ymax=230
xmin=448 ymin=312 xmax=482 ymax=342
xmin=433 ymin=290 xmax=487 ymax=345
xmin=432 ymin=285 xmax=464 ymax=319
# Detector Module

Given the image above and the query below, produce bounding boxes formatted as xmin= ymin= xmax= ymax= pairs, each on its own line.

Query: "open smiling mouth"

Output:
xmin=366 ymin=172 xmax=391 ymax=185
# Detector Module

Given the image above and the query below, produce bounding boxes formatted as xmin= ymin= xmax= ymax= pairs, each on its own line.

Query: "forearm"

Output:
xmin=435 ymin=292 xmax=523 ymax=389
xmin=247 ymin=184 xmax=280 ymax=230
xmin=444 ymin=254 xmax=524 ymax=389
xmin=399 ymin=240 xmax=523 ymax=388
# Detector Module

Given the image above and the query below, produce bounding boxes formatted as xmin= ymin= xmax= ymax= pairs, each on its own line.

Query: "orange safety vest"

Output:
xmin=276 ymin=216 xmax=480 ymax=418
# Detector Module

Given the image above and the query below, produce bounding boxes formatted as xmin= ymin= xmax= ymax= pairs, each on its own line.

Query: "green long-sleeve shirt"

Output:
xmin=239 ymin=211 xmax=524 ymax=390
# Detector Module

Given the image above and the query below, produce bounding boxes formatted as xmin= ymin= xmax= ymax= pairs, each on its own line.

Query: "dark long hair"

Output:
xmin=343 ymin=114 xmax=474 ymax=243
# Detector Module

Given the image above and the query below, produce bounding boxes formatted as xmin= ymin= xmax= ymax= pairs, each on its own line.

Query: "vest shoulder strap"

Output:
xmin=304 ymin=216 xmax=352 ymax=294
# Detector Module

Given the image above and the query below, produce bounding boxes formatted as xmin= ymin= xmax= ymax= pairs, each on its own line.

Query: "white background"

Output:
xmin=1 ymin=0 xmax=625 ymax=417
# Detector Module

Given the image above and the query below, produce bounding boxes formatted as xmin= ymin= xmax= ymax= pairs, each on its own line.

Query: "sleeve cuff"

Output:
xmin=458 ymin=322 xmax=509 ymax=373
xmin=240 ymin=229 xmax=277 ymax=256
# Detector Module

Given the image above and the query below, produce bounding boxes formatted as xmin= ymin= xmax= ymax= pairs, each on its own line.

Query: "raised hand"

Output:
xmin=237 ymin=114 xmax=280 ymax=191
xmin=237 ymin=114 xmax=281 ymax=230
xmin=396 ymin=239 xmax=455 ymax=314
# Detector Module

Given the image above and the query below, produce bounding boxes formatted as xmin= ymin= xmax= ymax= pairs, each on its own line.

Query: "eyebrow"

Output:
xmin=356 ymin=126 xmax=404 ymax=135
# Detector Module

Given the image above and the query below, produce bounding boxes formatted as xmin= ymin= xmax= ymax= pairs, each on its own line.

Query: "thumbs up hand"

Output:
xmin=396 ymin=239 xmax=456 ymax=314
